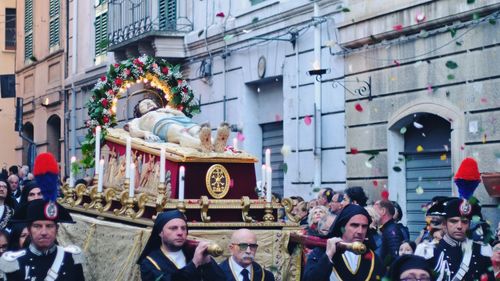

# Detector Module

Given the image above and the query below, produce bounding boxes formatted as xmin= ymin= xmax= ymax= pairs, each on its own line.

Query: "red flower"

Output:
xmin=161 ymin=66 xmax=169 ymax=75
xmin=107 ymin=89 xmax=114 ymax=96
xmin=178 ymin=105 xmax=184 ymax=111
xmin=177 ymin=79 xmax=183 ymax=86
xmin=100 ymin=76 xmax=106 ymax=82
xmin=133 ymin=58 xmax=143 ymax=66
xmin=216 ymin=12 xmax=225 ymax=17
xmin=124 ymin=69 xmax=131 ymax=76
xmin=114 ymin=63 xmax=119 ymax=68
xmin=115 ymin=78 xmax=123 ymax=87
xmin=182 ymin=87 xmax=188 ymax=93
xmin=103 ymin=116 xmax=110 ymax=124
xmin=101 ymin=99 xmax=109 ymax=107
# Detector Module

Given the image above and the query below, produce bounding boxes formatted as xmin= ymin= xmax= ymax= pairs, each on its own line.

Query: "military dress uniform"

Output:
xmin=0 ymin=244 xmax=84 ymax=281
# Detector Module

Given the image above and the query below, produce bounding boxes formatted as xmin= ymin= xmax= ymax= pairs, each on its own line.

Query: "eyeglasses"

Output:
xmin=232 ymin=243 xmax=258 ymax=251
xmin=401 ymin=277 xmax=431 ymax=281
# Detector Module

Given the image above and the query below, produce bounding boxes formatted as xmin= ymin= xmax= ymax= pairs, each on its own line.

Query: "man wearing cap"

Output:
xmin=137 ymin=210 xmax=224 ymax=281
xmin=302 ymin=204 xmax=385 ymax=281
xmin=423 ymin=197 xmax=495 ymax=281
xmin=387 ymin=255 xmax=433 ymax=281
xmin=0 ymin=199 xmax=85 ymax=280
xmin=219 ymin=228 xmax=275 ymax=281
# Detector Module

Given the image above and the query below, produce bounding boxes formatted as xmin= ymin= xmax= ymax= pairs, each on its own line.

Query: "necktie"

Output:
xmin=241 ymin=268 xmax=250 ymax=281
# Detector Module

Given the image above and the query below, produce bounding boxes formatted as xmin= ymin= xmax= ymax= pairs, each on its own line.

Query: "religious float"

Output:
xmin=56 ymin=55 xmax=313 ymax=281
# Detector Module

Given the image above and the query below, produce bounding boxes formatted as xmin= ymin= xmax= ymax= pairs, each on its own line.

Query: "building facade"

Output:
xmin=0 ymin=0 xmax=17 ymax=167
xmin=15 ymin=0 xmax=67 ymax=169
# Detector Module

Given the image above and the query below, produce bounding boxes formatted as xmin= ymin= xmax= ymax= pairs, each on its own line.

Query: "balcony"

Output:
xmin=107 ymin=0 xmax=193 ymax=61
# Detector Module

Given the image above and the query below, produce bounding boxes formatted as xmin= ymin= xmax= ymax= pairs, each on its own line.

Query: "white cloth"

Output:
xmin=0 ymin=205 xmax=4 ymax=220
xmin=329 ymin=252 xmax=360 ymax=281
xmin=229 ymin=256 xmax=252 ymax=281
xmin=165 ymin=249 xmax=186 ymax=269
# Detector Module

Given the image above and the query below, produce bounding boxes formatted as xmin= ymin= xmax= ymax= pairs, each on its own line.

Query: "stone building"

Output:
xmin=0 ymin=0 xmax=17 ymax=166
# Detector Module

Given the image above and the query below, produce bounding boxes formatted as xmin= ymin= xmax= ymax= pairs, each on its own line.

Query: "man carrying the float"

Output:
xmin=420 ymin=197 xmax=495 ymax=280
xmin=0 ymin=153 xmax=85 ymax=281
xmin=128 ymin=98 xmax=230 ymax=152
xmin=137 ymin=210 xmax=225 ymax=281
xmin=302 ymin=204 xmax=385 ymax=281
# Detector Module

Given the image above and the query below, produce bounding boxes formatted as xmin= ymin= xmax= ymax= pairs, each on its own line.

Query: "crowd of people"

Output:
xmin=0 ymin=158 xmax=499 ymax=280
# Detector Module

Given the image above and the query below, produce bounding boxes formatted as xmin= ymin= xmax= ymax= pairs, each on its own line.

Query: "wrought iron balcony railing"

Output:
xmin=107 ymin=0 xmax=193 ymax=48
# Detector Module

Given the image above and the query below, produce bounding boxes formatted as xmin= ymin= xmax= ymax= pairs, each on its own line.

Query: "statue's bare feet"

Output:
xmin=199 ymin=123 xmax=212 ymax=152
xmin=214 ymin=122 xmax=230 ymax=153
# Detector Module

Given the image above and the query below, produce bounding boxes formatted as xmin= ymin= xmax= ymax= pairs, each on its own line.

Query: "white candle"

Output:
xmin=95 ymin=126 xmax=101 ymax=174
xmin=69 ymin=156 xmax=76 ymax=188
xmin=97 ymin=159 xmax=104 ymax=192
xmin=233 ymin=137 xmax=238 ymax=151
xmin=265 ymin=148 xmax=271 ymax=169
xmin=261 ymin=164 xmax=266 ymax=195
xmin=178 ymin=166 xmax=185 ymax=201
xmin=129 ymin=163 xmax=135 ymax=197
xmin=266 ymin=166 xmax=272 ymax=203
xmin=159 ymin=148 xmax=166 ymax=183
xmin=125 ymin=136 xmax=131 ymax=178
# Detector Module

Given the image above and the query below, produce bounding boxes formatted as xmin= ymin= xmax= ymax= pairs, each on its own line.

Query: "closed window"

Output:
xmin=49 ymin=0 xmax=60 ymax=48
xmin=94 ymin=11 xmax=108 ymax=57
xmin=5 ymin=8 xmax=16 ymax=50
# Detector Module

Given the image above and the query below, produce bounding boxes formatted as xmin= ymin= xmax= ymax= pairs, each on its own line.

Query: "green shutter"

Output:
xmin=159 ymin=0 xmax=176 ymax=30
xmin=49 ymin=0 xmax=60 ymax=47
xmin=24 ymin=0 xmax=33 ymax=60
xmin=95 ymin=12 xmax=108 ymax=56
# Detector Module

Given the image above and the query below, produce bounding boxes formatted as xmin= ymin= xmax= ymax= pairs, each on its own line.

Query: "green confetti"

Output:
xmin=312 ymin=187 xmax=320 ymax=192
xmin=489 ymin=18 xmax=497 ymax=25
xmin=342 ymin=7 xmax=350 ymax=12
xmin=400 ymin=127 xmax=407 ymax=134
xmin=416 ymin=186 xmax=424 ymax=194
xmin=472 ymin=215 xmax=481 ymax=222
xmin=197 ymin=29 xmax=204 ymax=37
xmin=223 ymin=34 xmax=234 ymax=41
xmin=252 ymin=17 xmax=259 ymax=24
xmin=447 ymin=74 xmax=455 ymax=80
xmin=393 ymin=166 xmax=402 ymax=172
xmin=449 ymin=28 xmax=457 ymax=38
xmin=446 ymin=60 xmax=458 ymax=69
xmin=467 ymin=0 xmax=475 ymax=3
xmin=472 ymin=13 xmax=480 ymax=20
xmin=281 ymin=163 xmax=288 ymax=174
xmin=468 ymin=196 xmax=478 ymax=205
xmin=456 ymin=40 xmax=463 ymax=46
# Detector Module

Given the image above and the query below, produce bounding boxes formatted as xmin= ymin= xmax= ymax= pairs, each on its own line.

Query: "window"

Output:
xmin=5 ymin=8 xmax=16 ymax=50
xmin=24 ymin=0 xmax=34 ymax=61
xmin=158 ymin=0 xmax=176 ymax=30
xmin=49 ymin=0 xmax=60 ymax=48
xmin=94 ymin=11 xmax=108 ymax=57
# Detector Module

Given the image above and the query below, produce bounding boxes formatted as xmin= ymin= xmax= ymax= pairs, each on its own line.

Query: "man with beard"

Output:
xmin=0 ymin=179 xmax=15 ymax=229
xmin=424 ymin=197 xmax=495 ymax=280
xmin=303 ymin=204 xmax=385 ymax=281
xmin=128 ymin=98 xmax=230 ymax=152
xmin=138 ymin=210 xmax=224 ymax=281
xmin=219 ymin=228 xmax=275 ymax=281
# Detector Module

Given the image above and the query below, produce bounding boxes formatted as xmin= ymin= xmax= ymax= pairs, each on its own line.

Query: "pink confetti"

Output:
xmin=304 ymin=115 xmax=312 ymax=126
xmin=275 ymin=114 xmax=282 ymax=121
xmin=415 ymin=12 xmax=426 ymax=23
xmin=216 ymin=12 xmax=225 ymax=17
xmin=460 ymin=145 xmax=465 ymax=150
xmin=480 ymin=97 xmax=488 ymax=103
xmin=373 ymin=180 xmax=378 ymax=187
xmin=355 ymin=103 xmax=363 ymax=112
xmin=236 ymin=132 xmax=245 ymax=142
xmin=393 ymin=60 xmax=400 ymax=66
xmin=427 ymin=84 xmax=433 ymax=93
xmin=393 ymin=24 xmax=403 ymax=31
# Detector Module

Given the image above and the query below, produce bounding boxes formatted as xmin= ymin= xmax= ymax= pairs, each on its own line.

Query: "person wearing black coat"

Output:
xmin=374 ymin=200 xmax=404 ymax=266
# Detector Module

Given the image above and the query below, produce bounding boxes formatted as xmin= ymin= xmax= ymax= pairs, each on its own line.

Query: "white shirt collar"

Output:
xmin=163 ymin=249 xmax=186 ymax=269
xmin=229 ymin=256 xmax=252 ymax=281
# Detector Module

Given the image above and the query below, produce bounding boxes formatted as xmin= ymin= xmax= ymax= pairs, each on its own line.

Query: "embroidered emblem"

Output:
xmin=459 ymin=199 xmax=471 ymax=216
xmin=44 ymin=202 xmax=58 ymax=220
xmin=205 ymin=164 xmax=231 ymax=199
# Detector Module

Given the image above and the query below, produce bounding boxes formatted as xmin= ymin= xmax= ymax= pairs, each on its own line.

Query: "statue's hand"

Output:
xmin=144 ymin=132 xmax=161 ymax=142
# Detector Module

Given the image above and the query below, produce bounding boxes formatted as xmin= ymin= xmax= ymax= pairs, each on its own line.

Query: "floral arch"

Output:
xmin=81 ymin=55 xmax=200 ymax=167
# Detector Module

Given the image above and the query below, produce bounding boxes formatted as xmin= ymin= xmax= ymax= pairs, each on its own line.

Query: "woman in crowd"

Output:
xmin=8 ymin=223 xmax=30 ymax=251
xmin=306 ymin=205 xmax=328 ymax=235
xmin=398 ymin=240 xmax=416 ymax=256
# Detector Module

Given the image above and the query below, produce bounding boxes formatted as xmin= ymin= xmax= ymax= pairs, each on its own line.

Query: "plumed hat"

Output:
xmin=454 ymin=158 xmax=481 ymax=199
xmin=442 ymin=197 xmax=481 ymax=220
xmin=33 ymin=153 xmax=59 ymax=202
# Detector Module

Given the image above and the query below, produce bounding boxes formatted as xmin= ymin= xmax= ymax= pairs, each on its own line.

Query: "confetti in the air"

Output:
xmin=444 ymin=145 xmax=449 ymax=151
xmin=427 ymin=84 xmax=433 ymax=93
xmin=280 ymin=145 xmax=291 ymax=157
xmin=355 ymin=103 xmax=363 ymax=112
xmin=275 ymin=114 xmax=282 ymax=121
xmin=440 ymin=154 xmax=447 ymax=161
xmin=381 ymin=189 xmax=389 ymax=200
xmin=365 ymin=161 xmax=373 ymax=168
xmin=416 ymin=186 xmax=424 ymax=194
xmin=304 ymin=115 xmax=312 ymax=125
xmin=417 ymin=145 xmax=424 ymax=152
xmin=373 ymin=180 xmax=378 ymax=187
xmin=393 ymin=24 xmax=403 ymax=31
xmin=350 ymin=147 xmax=359 ymax=154
xmin=216 ymin=12 xmax=225 ymax=17
xmin=415 ymin=12 xmax=426 ymax=23
xmin=400 ymin=127 xmax=407 ymax=134
xmin=393 ymin=166 xmax=402 ymax=172
xmin=413 ymin=122 xmax=424 ymax=129
xmin=393 ymin=60 xmax=400 ymax=66
xmin=236 ymin=132 xmax=245 ymax=142
xmin=482 ymin=134 xmax=487 ymax=143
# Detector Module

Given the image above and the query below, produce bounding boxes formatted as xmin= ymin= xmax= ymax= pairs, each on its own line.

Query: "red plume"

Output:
xmin=454 ymin=157 xmax=480 ymax=181
xmin=34 ymin=153 xmax=59 ymax=176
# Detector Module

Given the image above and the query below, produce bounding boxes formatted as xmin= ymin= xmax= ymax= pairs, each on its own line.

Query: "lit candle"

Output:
xmin=178 ymin=166 xmax=185 ymax=201
xmin=233 ymin=137 xmax=238 ymax=151
xmin=261 ymin=164 xmax=266 ymax=194
xmin=266 ymin=166 xmax=272 ymax=203
xmin=95 ymin=126 xmax=101 ymax=174
xmin=97 ymin=159 xmax=104 ymax=193
xmin=265 ymin=148 xmax=271 ymax=169
xmin=125 ymin=136 xmax=131 ymax=178
xmin=69 ymin=156 xmax=76 ymax=188
xmin=129 ymin=163 xmax=135 ymax=197
xmin=159 ymin=148 xmax=166 ymax=183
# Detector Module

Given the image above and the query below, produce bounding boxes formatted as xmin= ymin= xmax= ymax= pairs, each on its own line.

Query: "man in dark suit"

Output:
xmin=219 ymin=228 xmax=275 ymax=281
xmin=137 ymin=210 xmax=225 ymax=281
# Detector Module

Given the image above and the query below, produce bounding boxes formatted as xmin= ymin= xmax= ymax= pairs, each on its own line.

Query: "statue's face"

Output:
xmin=138 ymin=99 xmax=158 ymax=115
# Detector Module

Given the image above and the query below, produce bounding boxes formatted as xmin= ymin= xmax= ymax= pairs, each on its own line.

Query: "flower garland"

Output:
xmin=81 ymin=55 xmax=200 ymax=168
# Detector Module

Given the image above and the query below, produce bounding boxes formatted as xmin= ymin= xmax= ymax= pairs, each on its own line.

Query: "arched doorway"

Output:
xmin=47 ymin=115 xmax=61 ymax=161
xmin=22 ymin=122 xmax=34 ymax=166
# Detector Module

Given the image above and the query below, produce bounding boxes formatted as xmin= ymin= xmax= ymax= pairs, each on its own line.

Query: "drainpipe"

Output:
xmin=70 ymin=0 xmax=78 ymax=159
xmin=295 ymin=37 xmax=300 ymax=181
xmin=313 ymin=1 xmax=322 ymax=188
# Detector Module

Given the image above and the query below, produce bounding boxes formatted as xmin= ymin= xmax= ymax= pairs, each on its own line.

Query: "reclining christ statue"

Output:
xmin=127 ymin=98 xmax=230 ymax=153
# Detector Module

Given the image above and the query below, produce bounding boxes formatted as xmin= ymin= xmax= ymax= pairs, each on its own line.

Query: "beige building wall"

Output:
xmin=0 ymin=0 xmax=17 ymax=167
xmin=15 ymin=0 xmax=67 ymax=170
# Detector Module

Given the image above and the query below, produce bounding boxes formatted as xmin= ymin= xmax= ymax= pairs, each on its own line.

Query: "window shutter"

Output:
xmin=24 ymin=0 xmax=33 ymax=61
xmin=159 ymin=0 xmax=176 ymax=30
xmin=95 ymin=12 xmax=108 ymax=56
xmin=49 ymin=0 xmax=60 ymax=48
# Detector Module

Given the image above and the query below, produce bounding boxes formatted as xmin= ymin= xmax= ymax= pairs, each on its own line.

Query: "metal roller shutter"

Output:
xmin=261 ymin=122 xmax=284 ymax=197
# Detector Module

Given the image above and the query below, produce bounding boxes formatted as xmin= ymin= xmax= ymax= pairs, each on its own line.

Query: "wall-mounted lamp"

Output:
xmin=332 ymin=76 xmax=372 ymax=100
xmin=41 ymin=97 xmax=50 ymax=107
xmin=307 ymin=68 xmax=330 ymax=82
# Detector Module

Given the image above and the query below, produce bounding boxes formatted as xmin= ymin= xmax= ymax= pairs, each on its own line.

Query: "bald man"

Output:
xmin=219 ymin=229 xmax=275 ymax=281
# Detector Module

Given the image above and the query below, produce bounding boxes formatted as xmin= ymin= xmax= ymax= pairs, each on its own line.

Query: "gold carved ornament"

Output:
xmin=205 ymin=164 xmax=230 ymax=199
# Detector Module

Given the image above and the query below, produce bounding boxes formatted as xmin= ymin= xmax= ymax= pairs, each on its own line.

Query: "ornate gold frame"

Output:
xmin=205 ymin=164 xmax=230 ymax=199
